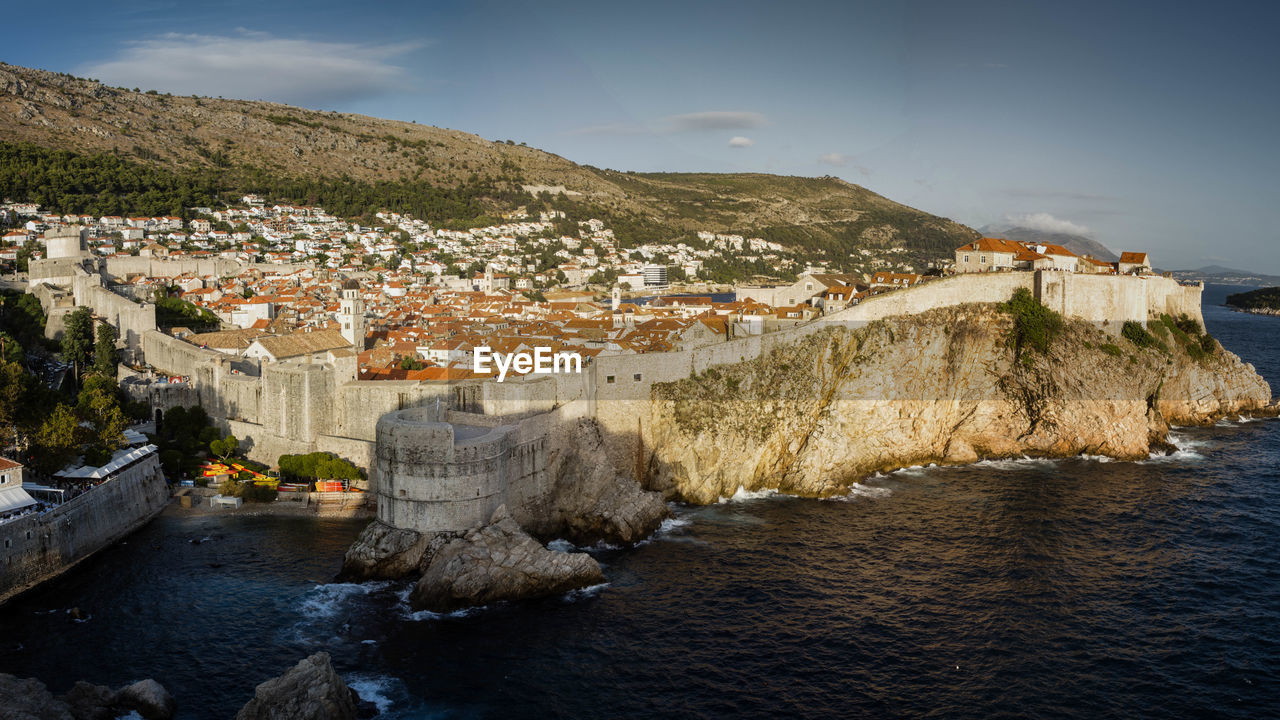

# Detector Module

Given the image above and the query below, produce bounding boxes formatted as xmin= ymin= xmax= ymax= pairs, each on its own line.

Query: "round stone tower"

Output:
xmin=374 ymin=408 xmax=516 ymax=534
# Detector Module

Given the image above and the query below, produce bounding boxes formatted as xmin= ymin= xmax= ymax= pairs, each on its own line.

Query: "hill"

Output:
xmin=979 ymin=224 xmax=1117 ymax=261
xmin=1225 ymin=287 xmax=1280 ymax=313
xmin=0 ymin=62 xmax=977 ymax=264
xmin=1167 ymin=266 xmax=1280 ymax=287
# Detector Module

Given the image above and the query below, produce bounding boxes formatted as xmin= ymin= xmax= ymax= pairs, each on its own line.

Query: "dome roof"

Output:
xmin=341 ymin=278 xmax=360 ymax=291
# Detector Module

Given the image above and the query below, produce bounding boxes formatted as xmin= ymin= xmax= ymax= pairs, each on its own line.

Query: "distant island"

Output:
xmin=1225 ymin=287 xmax=1280 ymax=315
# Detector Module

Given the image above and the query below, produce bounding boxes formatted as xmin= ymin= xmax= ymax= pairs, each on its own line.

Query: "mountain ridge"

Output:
xmin=0 ymin=62 xmax=978 ymax=260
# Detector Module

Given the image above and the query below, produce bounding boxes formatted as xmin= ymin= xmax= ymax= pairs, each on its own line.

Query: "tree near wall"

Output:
xmin=32 ymin=404 xmax=80 ymax=476
xmin=93 ymin=322 xmax=118 ymax=376
xmin=210 ymin=434 xmax=239 ymax=460
xmin=61 ymin=307 xmax=94 ymax=381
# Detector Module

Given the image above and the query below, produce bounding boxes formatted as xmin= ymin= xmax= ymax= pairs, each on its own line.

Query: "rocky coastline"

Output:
xmin=0 ymin=674 xmax=175 ymax=719
xmin=1229 ymin=306 xmax=1280 ymax=317
xmin=643 ymin=304 xmax=1274 ymax=503
xmin=339 ymin=302 xmax=1274 ymax=613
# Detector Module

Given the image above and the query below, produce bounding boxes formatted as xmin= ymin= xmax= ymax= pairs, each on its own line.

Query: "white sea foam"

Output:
xmin=299 ymin=582 xmax=391 ymax=618
xmin=547 ymin=538 xmax=576 ymax=553
xmin=972 ymin=456 xmax=1059 ymax=470
xmin=847 ymin=482 xmax=893 ymax=499
xmin=346 ymin=674 xmax=397 ymax=714
xmin=656 ymin=516 xmax=692 ymax=534
xmin=717 ymin=485 xmax=780 ymax=503
xmin=823 ymin=482 xmax=893 ymax=502
xmin=562 ymin=582 xmax=609 ymax=602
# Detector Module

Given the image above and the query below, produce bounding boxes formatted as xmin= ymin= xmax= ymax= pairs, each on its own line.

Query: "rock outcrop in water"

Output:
xmin=0 ymin=673 xmax=175 ymax=719
xmin=235 ymin=652 xmax=373 ymax=720
xmin=337 ymin=421 xmax=666 ymax=593
xmin=643 ymin=304 xmax=1273 ymax=503
xmin=409 ymin=506 xmax=605 ymax=612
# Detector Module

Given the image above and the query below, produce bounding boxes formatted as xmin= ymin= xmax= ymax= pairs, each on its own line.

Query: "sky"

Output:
xmin=3 ymin=0 xmax=1279 ymax=272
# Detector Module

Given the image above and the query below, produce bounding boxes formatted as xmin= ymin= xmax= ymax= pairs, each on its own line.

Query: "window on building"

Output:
xmin=964 ymin=254 xmax=970 ymax=263
xmin=633 ymin=373 xmax=642 ymax=382
xmin=606 ymin=375 xmax=616 ymax=384
xmin=980 ymin=255 xmax=987 ymax=264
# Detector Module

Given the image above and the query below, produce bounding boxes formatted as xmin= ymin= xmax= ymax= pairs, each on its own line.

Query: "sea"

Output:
xmin=0 ymin=284 xmax=1276 ymax=719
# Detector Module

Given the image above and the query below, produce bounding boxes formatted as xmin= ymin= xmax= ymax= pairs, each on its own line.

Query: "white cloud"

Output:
xmin=1004 ymin=212 xmax=1091 ymax=236
xmin=728 ymin=136 xmax=754 ymax=148
xmin=77 ymin=30 xmax=421 ymax=107
xmin=663 ymin=111 xmax=768 ymax=132
xmin=818 ymin=153 xmax=847 ymax=166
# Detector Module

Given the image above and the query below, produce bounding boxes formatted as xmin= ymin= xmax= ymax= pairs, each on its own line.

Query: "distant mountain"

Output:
xmin=1167 ymin=266 xmax=1280 ymax=286
xmin=979 ymin=224 xmax=1118 ymax=261
xmin=0 ymin=62 xmax=978 ymax=261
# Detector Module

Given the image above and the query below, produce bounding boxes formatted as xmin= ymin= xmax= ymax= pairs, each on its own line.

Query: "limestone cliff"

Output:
xmin=643 ymin=304 xmax=1273 ymax=504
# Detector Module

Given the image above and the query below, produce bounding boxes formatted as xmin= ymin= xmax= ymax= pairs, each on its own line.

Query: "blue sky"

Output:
xmin=4 ymin=0 xmax=1279 ymax=272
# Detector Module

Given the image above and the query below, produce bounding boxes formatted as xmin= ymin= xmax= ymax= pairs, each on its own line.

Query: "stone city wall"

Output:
xmin=0 ymin=452 xmax=168 ymax=606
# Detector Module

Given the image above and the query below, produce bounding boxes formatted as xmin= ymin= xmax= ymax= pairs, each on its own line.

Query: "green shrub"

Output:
xmin=1173 ymin=314 xmax=1201 ymax=335
xmin=999 ymin=288 xmax=1063 ymax=355
xmin=1099 ymin=343 xmax=1123 ymax=357
xmin=1122 ymin=321 xmax=1165 ymax=352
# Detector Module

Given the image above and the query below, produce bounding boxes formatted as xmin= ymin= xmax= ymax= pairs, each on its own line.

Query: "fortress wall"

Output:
xmin=480 ymin=375 xmax=558 ymax=416
xmin=1145 ymin=276 xmax=1204 ymax=325
xmin=206 ymin=372 xmax=262 ymax=424
xmin=142 ymin=330 xmax=221 ymax=377
xmin=226 ymin=419 xmax=312 ymax=468
xmin=334 ymin=380 xmax=453 ymax=441
xmin=0 ymin=453 xmax=168 ymax=606
xmin=260 ymin=362 xmax=333 ymax=445
xmin=102 ymin=257 xmax=315 ymax=281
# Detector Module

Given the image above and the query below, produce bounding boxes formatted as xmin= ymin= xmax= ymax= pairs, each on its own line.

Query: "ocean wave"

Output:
xmin=717 ymin=486 xmax=780 ymax=503
xmin=1143 ymin=432 xmax=1211 ymax=463
xmin=971 ymin=456 xmax=1060 ymax=470
xmin=656 ymin=516 xmax=692 ymax=534
xmin=299 ymin=581 xmax=392 ymax=618
xmin=823 ymin=482 xmax=893 ymax=502
xmin=561 ymin=583 xmax=610 ymax=602
xmin=547 ymin=538 xmax=577 ymax=553
xmin=346 ymin=674 xmax=398 ymax=714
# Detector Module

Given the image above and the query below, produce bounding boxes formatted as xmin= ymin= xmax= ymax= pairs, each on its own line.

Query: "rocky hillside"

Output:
xmin=0 ymin=62 xmax=977 ymax=254
xmin=643 ymin=304 xmax=1273 ymax=503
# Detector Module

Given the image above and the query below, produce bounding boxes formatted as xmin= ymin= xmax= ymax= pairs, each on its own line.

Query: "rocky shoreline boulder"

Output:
xmin=235 ymin=652 xmax=373 ymax=720
xmin=410 ymin=506 xmax=605 ymax=613
xmin=336 ymin=520 xmax=453 ymax=582
xmin=0 ymin=673 xmax=175 ymax=720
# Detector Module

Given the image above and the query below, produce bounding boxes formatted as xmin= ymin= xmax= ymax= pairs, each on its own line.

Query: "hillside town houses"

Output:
xmin=3 ymin=198 xmax=1159 ymax=382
